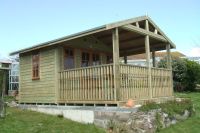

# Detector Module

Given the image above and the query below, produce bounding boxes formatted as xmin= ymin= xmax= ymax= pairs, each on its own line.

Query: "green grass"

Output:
xmin=1 ymin=93 xmax=200 ymax=133
xmin=4 ymin=96 xmax=15 ymax=103
xmin=0 ymin=107 xmax=105 ymax=133
xmin=159 ymin=92 xmax=200 ymax=133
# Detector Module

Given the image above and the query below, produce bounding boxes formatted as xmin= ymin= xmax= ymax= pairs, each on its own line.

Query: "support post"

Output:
xmin=145 ymin=20 xmax=152 ymax=99
xmin=124 ymin=55 xmax=127 ymax=64
xmin=166 ymin=44 xmax=174 ymax=96
xmin=112 ymin=28 xmax=120 ymax=101
xmin=166 ymin=44 xmax=172 ymax=69
xmin=152 ymin=49 xmax=156 ymax=67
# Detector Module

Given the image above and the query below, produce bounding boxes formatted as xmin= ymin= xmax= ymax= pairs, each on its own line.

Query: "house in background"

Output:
xmin=0 ymin=57 xmax=11 ymax=95
xmin=9 ymin=56 xmax=19 ymax=95
xmin=0 ymin=55 xmax=19 ymax=95
xmin=127 ymin=51 xmax=186 ymax=67
xmin=186 ymin=56 xmax=200 ymax=64
xmin=10 ymin=16 xmax=176 ymax=106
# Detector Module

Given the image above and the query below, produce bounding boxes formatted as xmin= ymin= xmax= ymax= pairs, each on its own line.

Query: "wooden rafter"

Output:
xmin=120 ymin=43 xmax=166 ymax=56
xmin=121 ymin=24 xmax=167 ymax=42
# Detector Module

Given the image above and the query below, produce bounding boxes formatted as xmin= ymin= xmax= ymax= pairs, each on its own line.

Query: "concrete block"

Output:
xmin=94 ymin=119 xmax=108 ymax=128
xmin=63 ymin=110 xmax=94 ymax=124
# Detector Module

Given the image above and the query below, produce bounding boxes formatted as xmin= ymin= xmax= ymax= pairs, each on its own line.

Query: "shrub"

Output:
xmin=183 ymin=60 xmax=200 ymax=91
xmin=158 ymin=57 xmax=200 ymax=92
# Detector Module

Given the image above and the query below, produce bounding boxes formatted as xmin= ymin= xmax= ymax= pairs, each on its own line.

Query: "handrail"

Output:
xmin=59 ymin=63 xmax=113 ymax=72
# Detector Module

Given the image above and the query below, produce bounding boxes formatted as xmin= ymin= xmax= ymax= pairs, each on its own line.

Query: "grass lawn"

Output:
xmin=160 ymin=92 xmax=200 ymax=133
xmin=0 ymin=107 xmax=105 ymax=133
xmin=1 ymin=93 xmax=200 ymax=133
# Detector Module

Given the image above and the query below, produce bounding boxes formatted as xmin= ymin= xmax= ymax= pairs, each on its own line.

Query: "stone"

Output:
xmin=94 ymin=119 xmax=108 ymax=128
xmin=7 ymin=101 xmax=18 ymax=107
xmin=175 ymin=98 xmax=182 ymax=102
xmin=163 ymin=113 xmax=168 ymax=118
xmin=174 ymin=114 xmax=183 ymax=121
xmin=116 ymin=112 xmax=131 ymax=122
xmin=183 ymin=110 xmax=190 ymax=118
xmin=171 ymin=119 xmax=177 ymax=125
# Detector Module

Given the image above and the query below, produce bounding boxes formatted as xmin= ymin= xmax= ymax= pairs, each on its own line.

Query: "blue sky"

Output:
xmin=0 ymin=0 xmax=200 ymax=57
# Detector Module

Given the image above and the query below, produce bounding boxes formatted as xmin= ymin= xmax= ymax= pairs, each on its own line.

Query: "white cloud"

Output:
xmin=189 ymin=47 xmax=200 ymax=57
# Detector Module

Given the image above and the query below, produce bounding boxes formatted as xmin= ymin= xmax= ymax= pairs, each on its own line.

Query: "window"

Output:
xmin=81 ymin=52 xmax=90 ymax=67
xmin=92 ymin=54 xmax=100 ymax=66
xmin=32 ymin=52 xmax=40 ymax=79
xmin=64 ymin=49 xmax=74 ymax=69
xmin=106 ymin=55 xmax=113 ymax=64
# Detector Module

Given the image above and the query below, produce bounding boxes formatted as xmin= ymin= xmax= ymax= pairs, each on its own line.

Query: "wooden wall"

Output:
xmin=19 ymin=35 xmax=112 ymax=103
xmin=19 ymin=48 xmax=57 ymax=103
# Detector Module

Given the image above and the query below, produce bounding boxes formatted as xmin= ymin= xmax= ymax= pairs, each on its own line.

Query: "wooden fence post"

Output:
xmin=145 ymin=20 xmax=152 ymax=99
xmin=166 ymin=44 xmax=174 ymax=96
xmin=112 ymin=28 xmax=120 ymax=101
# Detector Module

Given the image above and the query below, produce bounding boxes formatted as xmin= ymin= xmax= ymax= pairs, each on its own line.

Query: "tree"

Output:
xmin=158 ymin=56 xmax=200 ymax=92
xmin=158 ymin=56 xmax=187 ymax=91
xmin=183 ymin=59 xmax=200 ymax=91
xmin=0 ymin=70 xmax=6 ymax=118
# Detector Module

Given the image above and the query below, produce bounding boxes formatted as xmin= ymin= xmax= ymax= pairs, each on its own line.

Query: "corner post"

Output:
xmin=145 ymin=20 xmax=152 ymax=99
xmin=166 ymin=44 xmax=174 ymax=96
xmin=112 ymin=28 xmax=120 ymax=101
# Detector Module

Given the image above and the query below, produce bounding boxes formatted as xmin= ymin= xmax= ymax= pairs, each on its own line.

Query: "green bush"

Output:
xmin=183 ymin=60 xmax=200 ymax=91
xmin=158 ymin=57 xmax=200 ymax=92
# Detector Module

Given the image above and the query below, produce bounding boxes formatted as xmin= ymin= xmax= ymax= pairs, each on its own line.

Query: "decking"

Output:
xmin=58 ymin=64 xmax=173 ymax=105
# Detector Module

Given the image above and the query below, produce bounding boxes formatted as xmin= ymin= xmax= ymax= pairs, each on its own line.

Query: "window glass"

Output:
xmin=81 ymin=52 xmax=90 ymax=67
xmin=92 ymin=54 xmax=100 ymax=66
xmin=64 ymin=49 xmax=74 ymax=69
xmin=106 ymin=55 xmax=113 ymax=64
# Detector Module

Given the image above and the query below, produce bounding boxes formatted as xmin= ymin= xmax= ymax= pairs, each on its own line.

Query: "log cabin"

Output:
xmin=10 ymin=16 xmax=176 ymax=106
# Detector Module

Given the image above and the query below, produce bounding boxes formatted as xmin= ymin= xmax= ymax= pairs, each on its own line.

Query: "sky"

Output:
xmin=0 ymin=0 xmax=200 ymax=57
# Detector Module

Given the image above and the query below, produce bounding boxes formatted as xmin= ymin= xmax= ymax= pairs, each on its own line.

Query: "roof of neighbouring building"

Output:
xmin=127 ymin=51 xmax=186 ymax=60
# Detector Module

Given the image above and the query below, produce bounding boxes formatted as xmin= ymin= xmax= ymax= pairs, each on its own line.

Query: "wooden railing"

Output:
xmin=119 ymin=64 xmax=173 ymax=101
xmin=151 ymin=68 xmax=173 ymax=98
xmin=58 ymin=64 xmax=173 ymax=102
xmin=58 ymin=64 xmax=115 ymax=101
xmin=120 ymin=64 xmax=149 ymax=100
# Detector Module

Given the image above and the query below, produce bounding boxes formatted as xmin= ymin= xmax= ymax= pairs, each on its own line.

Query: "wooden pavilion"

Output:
xmin=10 ymin=16 xmax=175 ymax=106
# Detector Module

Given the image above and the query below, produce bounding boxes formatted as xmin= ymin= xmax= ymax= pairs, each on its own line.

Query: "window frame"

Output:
xmin=81 ymin=51 xmax=91 ymax=67
xmin=32 ymin=52 xmax=40 ymax=80
xmin=92 ymin=53 xmax=101 ymax=66
xmin=81 ymin=50 xmax=103 ymax=67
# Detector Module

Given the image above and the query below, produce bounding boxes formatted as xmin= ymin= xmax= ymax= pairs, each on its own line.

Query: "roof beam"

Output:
xmin=120 ymin=43 xmax=166 ymax=56
xmin=106 ymin=16 xmax=147 ymax=30
xmin=121 ymin=24 xmax=167 ymax=42
xmin=120 ymin=36 xmax=144 ymax=44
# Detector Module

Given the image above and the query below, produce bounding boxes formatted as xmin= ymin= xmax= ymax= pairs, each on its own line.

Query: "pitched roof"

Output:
xmin=10 ymin=15 xmax=176 ymax=55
